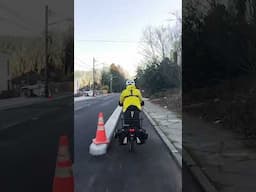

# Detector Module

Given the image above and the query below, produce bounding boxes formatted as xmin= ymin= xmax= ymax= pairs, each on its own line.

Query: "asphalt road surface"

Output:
xmin=74 ymin=93 xmax=203 ymax=192
xmin=0 ymin=96 xmax=74 ymax=192
xmin=0 ymin=94 xmax=204 ymax=192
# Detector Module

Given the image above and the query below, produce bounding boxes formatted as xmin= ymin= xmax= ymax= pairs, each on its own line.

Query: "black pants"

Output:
xmin=123 ymin=105 xmax=141 ymax=129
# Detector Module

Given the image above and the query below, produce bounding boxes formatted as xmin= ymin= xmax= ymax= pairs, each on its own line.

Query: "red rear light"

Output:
xmin=129 ymin=128 xmax=135 ymax=132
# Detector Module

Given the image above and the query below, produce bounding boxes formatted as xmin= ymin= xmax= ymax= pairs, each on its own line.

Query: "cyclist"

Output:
xmin=117 ymin=79 xmax=148 ymax=145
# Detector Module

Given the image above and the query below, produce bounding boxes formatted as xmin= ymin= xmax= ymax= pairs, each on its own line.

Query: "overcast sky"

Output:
xmin=75 ymin=0 xmax=181 ymax=77
xmin=0 ymin=0 xmax=181 ymax=77
xmin=0 ymin=0 xmax=73 ymax=36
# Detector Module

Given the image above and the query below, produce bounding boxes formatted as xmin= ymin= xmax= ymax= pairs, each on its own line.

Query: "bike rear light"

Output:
xmin=129 ymin=128 xmax=135 ymax=132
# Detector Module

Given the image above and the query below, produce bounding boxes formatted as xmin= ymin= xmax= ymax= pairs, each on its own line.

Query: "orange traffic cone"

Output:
xmin=92 ymin=112 xmax=109 ymax=144
xmin=48 ymin=91 xmax=52 ymax=99
xmin=52 ymin=136 xmax=74 ymax=192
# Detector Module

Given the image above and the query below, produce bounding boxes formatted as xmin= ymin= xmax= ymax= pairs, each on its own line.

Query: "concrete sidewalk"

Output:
xmin=143 ymin=99 xmax=218 ymax=192
xmin=146 ymin=95 xmax=256 ymax=192
xmin=143 ymin=99 xmax=182 ymax=167
xmin=183 ymin=114 xmax=256 ymax=192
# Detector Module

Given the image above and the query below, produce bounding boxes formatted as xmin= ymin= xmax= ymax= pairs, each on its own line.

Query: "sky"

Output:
xmin=0 ymin=0 xmax=181 ymax=77
xmin=75 ymin=0 xmax=181 ymax=77
xmin=0 ymin=0 xmax=73 ymax=36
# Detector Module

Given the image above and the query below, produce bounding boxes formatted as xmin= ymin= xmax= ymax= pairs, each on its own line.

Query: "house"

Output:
xmin=0 ymin=53 xmax=11 ymax=94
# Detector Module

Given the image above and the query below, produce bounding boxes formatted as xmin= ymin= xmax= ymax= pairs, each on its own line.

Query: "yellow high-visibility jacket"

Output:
xmin=119 ymin=85 xmax=143 ymax=112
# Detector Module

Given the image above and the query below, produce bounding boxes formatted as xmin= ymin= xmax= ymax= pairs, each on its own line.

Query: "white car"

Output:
xmin=84 ymin=90 xmax=93 ymax=96
xmin=21 ymin=84 xmax=45 ymax=97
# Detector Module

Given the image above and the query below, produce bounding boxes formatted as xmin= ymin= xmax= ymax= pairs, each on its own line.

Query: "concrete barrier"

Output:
xmin=89 ymin=106 xmax=122 ymax=156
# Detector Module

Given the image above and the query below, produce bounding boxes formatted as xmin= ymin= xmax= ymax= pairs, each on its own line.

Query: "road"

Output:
xmin=0 ymin=94 xmax=204 ymax=192
xmin=0 ymin=96 xmax=74 ymax=192
xmin=74 ymin=94 xmax=203 ymax=192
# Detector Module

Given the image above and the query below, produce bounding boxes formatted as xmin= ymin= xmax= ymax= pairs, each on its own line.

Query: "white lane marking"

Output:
xmin=74 ymin=96 xmax=95 ymax=103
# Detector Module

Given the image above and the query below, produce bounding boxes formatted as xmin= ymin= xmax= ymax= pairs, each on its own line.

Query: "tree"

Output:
xmin=183 ymin=0 xmax=256 ymax=90
xmin=136 ymin=57 xmax=180 ymax=96
xmin=101 ymin=70 xmax=111 ymax=87
xmin=137 ymin=11 xmax=182 ymax=95
xmin=140 ymin=25 xmax=173 ymax=62
xmin=109 ymin=64 xmax=126 ymax=92
xmin=99 ymin=63 xmax=127 ymax=92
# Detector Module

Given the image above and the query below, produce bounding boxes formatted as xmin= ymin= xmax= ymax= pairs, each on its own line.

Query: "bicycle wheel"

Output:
xmin=129 ymin=137 xmax=135 ymax=152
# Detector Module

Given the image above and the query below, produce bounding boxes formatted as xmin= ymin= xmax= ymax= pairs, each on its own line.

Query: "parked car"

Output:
xmin=84 ymin=90 xmax=93 ymax=96
xmin=21 ymin=83 xmax=45 ymax=97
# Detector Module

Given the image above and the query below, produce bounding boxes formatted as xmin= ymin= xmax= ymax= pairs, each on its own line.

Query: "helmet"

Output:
xmin=126 ymin=79 xmax=135 ymax=86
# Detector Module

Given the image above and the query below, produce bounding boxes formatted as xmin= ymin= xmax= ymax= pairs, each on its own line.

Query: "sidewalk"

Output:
xmin=0 ymin=93 xmax=71 ymax=111
xmin=143 ymin=99 xmax=182 ymax=166
xmin=183 ymin=113 xmax=256 ymax=192
xmin=144 ymin=99 xmax=256 ymax=192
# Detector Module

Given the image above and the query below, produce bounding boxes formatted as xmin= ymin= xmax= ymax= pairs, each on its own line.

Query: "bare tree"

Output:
xmin=140 ymin=25 xmax=174 ymax=62
xmin=139 ymin=26 xmax=158 ymax=62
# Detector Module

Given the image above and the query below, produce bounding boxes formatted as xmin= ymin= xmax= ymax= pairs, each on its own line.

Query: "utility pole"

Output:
xmin=92 ymin=57 xmax=95 ymax=96
xmin=45 ymin=5 xmax=49 ymax=97
xmin=110 ymin=74 xmax=113 ymax=93
xmin=101 ymin=63 xmax=105 ymax=87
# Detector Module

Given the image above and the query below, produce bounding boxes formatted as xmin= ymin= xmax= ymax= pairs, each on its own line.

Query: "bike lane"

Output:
xmin=74 ymin=94 xmax=181 ymax=192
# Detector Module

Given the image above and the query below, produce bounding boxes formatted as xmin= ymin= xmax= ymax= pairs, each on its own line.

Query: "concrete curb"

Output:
xmin=89 ymin=106 xmax=122 ymax=156
xmin=143 ymin=108 xmax=182 ymax=168
xmin=143 ymin=101 xmax=218 ymax=192
xmin=182 ymin=147 xmax=219 ymax=192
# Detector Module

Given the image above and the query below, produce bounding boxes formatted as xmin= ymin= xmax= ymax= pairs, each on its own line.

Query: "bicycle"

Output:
xmin=114 ymin=103 xmax=147 ymax=152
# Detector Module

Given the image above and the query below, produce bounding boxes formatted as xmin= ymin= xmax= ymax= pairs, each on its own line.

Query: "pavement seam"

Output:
xmin=0 ymin=108 xmax=60 ymax=131
xmin=74 ymin=106 xmax=88 ymax=112
xmin=1 ymin=119 xmax=30 ymax=130
xmin=143 ymin=108 xmax=182 ymax=168
xmin=0 ymin=95 xmax=71 ymax=111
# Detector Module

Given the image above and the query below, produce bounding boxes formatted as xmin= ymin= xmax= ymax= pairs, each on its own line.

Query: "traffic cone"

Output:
xmin=92 ymin=112 xmax=109 ymax=144
xmin=48 ymin=91 xmax=52 ymax=99
xmin=52 ymin=136 xmax=74 ymax=192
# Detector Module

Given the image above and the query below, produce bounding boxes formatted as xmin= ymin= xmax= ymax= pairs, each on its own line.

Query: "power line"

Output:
xmin=0 ymin=16 xmax=34 ymax=33
xmin=48 ymin=18 xmax=72 ymax=26
xmin=0 ymin=2 xmax=70 ymax=35
xmin=76 ymin=39 xmax=143 ymax=44
xmin=75 ymin=57 xmax=89 ymax=66
xmin=0 ymin=2 xmax=36 ymax=32
xmin=75 ymin=57 xmax=93 ymax=71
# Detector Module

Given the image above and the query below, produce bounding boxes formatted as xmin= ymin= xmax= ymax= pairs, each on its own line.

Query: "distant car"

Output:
xmin=21 ymin=84 xmax=45 ymax=97
xmin=84 ymin=90 xmax=93 ymax=96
